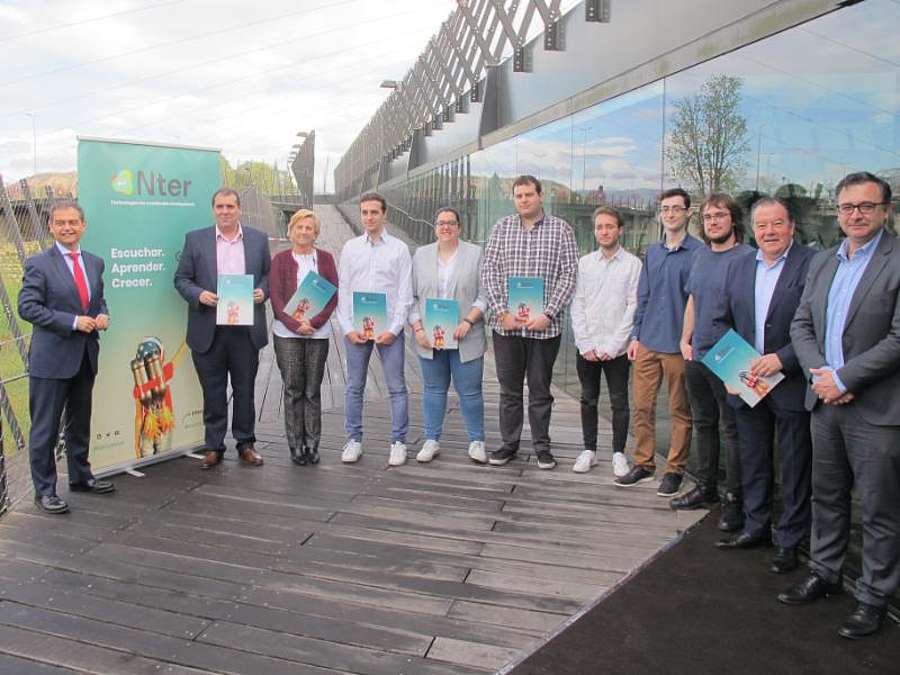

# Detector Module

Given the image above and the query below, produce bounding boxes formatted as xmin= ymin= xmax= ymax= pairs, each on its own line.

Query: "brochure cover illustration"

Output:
xmin=424 ymin=298 xmax=460 ymax=350
xmin=216 ymin=274 xmax=254 ymax=326
xmin=353 ymin=291 xmax=387 ymax=340
xmin=701 ymin=328 xmax=784 ymax=407
xmin=508 ymin=276 xmax=544 ymax=323
xmin=284 ymin=271 xmax=337 ymax=323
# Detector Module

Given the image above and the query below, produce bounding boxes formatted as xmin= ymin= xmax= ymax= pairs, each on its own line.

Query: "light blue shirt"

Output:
xmin=753 ymin=245 xmax=790 ymax=353
xmin=825 ymin=229 xmax=884 ymax=393
xmin=56 ymin=242 xmax=91 ymax=330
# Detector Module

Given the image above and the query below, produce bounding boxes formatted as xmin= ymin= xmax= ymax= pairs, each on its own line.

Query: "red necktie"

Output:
xmin=68 ymin=252 xmax=90 ymax=311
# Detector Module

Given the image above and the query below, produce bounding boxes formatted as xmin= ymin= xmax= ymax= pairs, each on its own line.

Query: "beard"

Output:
xmin=708 ymin=228 xmax=734 ymax=245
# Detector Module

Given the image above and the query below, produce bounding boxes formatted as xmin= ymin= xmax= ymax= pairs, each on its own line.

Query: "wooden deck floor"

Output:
xmin=0 ymin=206 xmax=707 ymax=674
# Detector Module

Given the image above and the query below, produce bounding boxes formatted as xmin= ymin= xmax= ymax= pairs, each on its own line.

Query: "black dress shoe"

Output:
xmin=838 ymin=602 xmax=886 ymax=640
xmin=69 ymin=479 xmax=116 ymax=494
xmin=716 ymin=530 xmax=770 ymax=549
xmin=34 ymin=494 xmax=69 ymax=514
xmin=290 ymin=447 xmax=307 ymax=466
xmin=307 ymin=445 xmax=320 ymax=465
xmin=718 ymin=492 xmax=743 ymax=532
xmin=770 ymin=547 xmax=798 ymax=574
xmin=778 ymin=573 xmax=841 ymax=605
xmin=669 ymin=485 xmax=718 ymax=510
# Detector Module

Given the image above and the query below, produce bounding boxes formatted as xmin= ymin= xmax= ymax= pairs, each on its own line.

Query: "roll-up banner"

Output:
xmin=77 ymin=137 xmax=220 ymax=475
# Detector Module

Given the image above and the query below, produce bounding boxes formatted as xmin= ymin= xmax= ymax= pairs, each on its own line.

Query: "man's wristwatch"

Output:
xmin=463 ymin=318 xmax=474 ymax=327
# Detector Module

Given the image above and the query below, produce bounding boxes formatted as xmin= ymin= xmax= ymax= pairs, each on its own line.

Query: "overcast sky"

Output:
xmin=0 ymin=0 xmax=464 ymax=190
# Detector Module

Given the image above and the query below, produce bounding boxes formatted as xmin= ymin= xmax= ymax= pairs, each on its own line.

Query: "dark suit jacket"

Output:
xmin=790 ymin=229 xmax=900 ymax=425
xmin=18 ymin=245 xmax=108 ymax=379
xmin=722 ymin=243 xmax=815 ymax=411
xmin=174 ymin=225 xmax=271 ymax=353
xmin=269 ymin=247 xmax=338 ymax=333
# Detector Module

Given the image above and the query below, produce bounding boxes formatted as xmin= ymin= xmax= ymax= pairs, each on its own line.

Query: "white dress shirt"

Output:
xmin=570 ymin=246 xmax=642 ymax=358
xmin=336 ymin=229 xmax=414 ymax=336
xmin=273 ymin=250 xmax=332 ymax=339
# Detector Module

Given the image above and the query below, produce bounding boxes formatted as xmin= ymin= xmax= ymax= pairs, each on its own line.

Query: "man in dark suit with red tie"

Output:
xmin=18 ymin=200 xmax=115 ymax=514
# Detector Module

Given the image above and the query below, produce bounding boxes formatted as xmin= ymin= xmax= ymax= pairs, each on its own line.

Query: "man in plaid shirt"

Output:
xmin=480 ymin=175 xmax=579 ymax=469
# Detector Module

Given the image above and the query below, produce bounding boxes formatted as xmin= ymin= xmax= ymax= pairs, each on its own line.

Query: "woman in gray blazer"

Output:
xmin=409 ymin=207 xmax=488 ymax=464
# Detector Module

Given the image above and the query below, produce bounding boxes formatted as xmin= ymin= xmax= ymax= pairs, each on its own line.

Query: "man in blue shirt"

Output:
xmin=782 ymin=172 xmax=900 ymax=640
xmin=715 ymin=198 xmax=815 ymax=575
xmin=670 ymin=193 xmax=752 ymax=532
xmin=618 ymin=188 xmax=700 ymax=497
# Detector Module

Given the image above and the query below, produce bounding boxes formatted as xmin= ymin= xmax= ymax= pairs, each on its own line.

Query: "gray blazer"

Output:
xmin=410 ymin=240 xmax=487 ymax=363
xmin=790 ymin=229 xmax=900 ymax=425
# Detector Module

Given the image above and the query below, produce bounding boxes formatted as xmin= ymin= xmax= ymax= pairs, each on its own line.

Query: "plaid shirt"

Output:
xmin=481 ymin=212 xmax=579 ymax=338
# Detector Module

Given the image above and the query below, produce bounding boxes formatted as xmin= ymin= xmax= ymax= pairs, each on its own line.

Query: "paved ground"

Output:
xmin=0 ymin=206 xmax=706 ymax=673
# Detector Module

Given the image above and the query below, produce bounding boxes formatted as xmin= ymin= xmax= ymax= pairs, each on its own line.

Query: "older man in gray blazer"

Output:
xmin=409 ymin=207 xmax=488 ymax=464
xmin=782 ymin=172 xmax=900 ymax=640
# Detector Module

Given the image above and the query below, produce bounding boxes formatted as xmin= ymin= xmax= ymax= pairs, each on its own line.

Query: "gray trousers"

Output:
xmin=492 ymin=332 xmax=561 ymax=454
xmin=273 ymin=336 xmax=329 ymax=452
xmin=809 ymin=403 xmax=900 ymax=607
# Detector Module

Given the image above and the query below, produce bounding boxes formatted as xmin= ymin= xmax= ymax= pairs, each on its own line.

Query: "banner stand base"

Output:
xmin=124 ymin=468 xmax=146 ymax=478
xmin=185 ymin=451 xmax=206 ymax=460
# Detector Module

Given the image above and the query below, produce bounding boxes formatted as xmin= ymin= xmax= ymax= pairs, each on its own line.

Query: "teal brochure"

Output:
xmin=353 ymin=291 xmax=388 ymax=340
xmin=284 ymin=270 xmax=336 ymax=322
xmin=701 ymin=329 xmax=784 ymax=407
xmin=424 ymin=298 xmax=460 ymax=350
xmin=217 ymin=274 xmax=254 ymax=326
xmin=508 ymin=276 xmax=544 ymax=323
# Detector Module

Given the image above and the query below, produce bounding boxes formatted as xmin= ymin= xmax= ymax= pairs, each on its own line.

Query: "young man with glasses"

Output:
xmin=781 ymin=171 xmax=900 ymax=639
xmin=617 ymin=188 xmax=700 ymax=495
xmin=670 ymin=193 xmax=752 ymax=531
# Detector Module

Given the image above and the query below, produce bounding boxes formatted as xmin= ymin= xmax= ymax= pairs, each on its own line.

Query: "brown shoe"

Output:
xmin=201 ymin=451 xmax=222 ymax=470
xmin=239 ymin=447 xmax=264 ymax=466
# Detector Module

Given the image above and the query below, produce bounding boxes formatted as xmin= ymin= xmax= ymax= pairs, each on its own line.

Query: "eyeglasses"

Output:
xmin=836 ymin=202 xmax=887 ymax=216
xmin=702 ymin=211 xmax=731 ymax=222
xmin=660 ymin=206 xmax=686 ymax=214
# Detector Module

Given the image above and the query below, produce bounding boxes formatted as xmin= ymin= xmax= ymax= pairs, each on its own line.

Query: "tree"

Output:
xmin=666 ymin=75 xmax=750 ymax=195
xmin=219 ymin=157 xmax=296 ymax=196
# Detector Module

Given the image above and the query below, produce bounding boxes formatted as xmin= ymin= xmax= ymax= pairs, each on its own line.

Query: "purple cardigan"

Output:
xmin=269 ymin=247 xmax=338 ymax=334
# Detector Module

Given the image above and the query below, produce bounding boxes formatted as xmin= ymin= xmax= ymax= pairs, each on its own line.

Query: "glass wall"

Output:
xmin=380 ymin=0 xmax=899 ymax=398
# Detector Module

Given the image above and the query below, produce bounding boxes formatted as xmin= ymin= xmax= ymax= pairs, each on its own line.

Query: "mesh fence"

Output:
xmin=0 ymin=177 xmax=60 ymax=514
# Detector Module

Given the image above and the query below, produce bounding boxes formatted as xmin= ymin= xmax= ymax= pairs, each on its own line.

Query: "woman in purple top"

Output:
xmin=269 ymin=209 xmax=338 ymax=465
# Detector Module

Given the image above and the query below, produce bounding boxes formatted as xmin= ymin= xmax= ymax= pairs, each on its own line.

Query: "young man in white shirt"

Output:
xmin=570 ymin=206 xmax=641 ymax=475
xmin=336 ymin=192 xmax=414 ymax=466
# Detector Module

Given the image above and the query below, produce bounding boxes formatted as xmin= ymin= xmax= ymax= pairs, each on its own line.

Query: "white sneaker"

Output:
xmin=468 ymin=440 xmax=487 ymax=464
xmin=573 ymin=450 xmax=598 ymax=474
xmin=612 ymin=451 xmax=630 ymax=478
xmin=388 ymin=441 xmax=407 ymax=466
xmin=341 ymin=439 xmax=362 ymax=463
xmin=416 ymin=440 xmax=440 ymax=463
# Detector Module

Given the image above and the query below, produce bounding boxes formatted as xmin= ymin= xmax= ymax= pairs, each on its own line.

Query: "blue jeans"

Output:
xmin=344 ymin=332 xmax=408 ymax=443
xmin=418 ymin=351 xmax=485 ymax=442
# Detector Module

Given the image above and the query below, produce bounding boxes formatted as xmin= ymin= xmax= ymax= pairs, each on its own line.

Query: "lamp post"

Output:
xmin=24 ymin=113 xmax=37 ymax=175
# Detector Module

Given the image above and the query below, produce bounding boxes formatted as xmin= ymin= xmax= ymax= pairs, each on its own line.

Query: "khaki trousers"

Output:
xmin=631 ymin=344 xmax=692 ymax=474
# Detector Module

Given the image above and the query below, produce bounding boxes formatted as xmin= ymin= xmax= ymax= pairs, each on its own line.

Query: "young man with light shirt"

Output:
xmin=336 ymin=192 xmax=414 ymax=466
xmin=618 ymin=188 xmax=700 ymax=496
xmin=570 ymin=206 xmax=641 ymax=475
